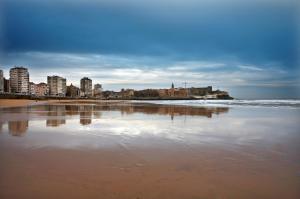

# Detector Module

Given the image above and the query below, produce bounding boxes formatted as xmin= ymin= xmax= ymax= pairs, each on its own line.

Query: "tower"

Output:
xmin=9 ymin=66 xmax=29 ymax=94
xmin=80 ymin=77 xmax=92 ymax=97
xmin=47 ymin=75 xmax=66 ymax=96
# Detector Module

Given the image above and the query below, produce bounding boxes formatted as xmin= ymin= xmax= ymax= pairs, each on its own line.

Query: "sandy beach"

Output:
xmin=0 ymin=99 xmax=48 ymax=108
xmin=0 ymin=101 xmax=299 ymax=199
xmin=1 ymin=144 xmax=299 ymax=199
xmin=0 ymin=99 xmax=129 ymax=108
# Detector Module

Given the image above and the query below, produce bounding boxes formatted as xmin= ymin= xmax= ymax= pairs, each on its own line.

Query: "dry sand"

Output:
xmin=0 ymin=99 xmax=129 ymax=108
xmin=0 ymin=99 xmax=47 ymax=108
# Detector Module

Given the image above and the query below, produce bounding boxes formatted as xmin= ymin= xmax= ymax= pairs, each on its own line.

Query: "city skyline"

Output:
xmin=0 ymin=66 xmax=225 ymax=91
xmin=1 ymin=0 xmax=299 ymax=99
xmin=1 ymin=66 xmax=229 ymax=100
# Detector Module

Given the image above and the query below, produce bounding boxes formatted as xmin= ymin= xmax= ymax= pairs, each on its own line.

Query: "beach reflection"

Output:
xmin=8 ymin=120 xmax=28 ymax=136
xmin=46 ymin=105 xmax=66 ymax=127
xmin=79 ymin=105 xmax=93 ymax=125
xmin=0 ymin=104 xmax=229 ymax=135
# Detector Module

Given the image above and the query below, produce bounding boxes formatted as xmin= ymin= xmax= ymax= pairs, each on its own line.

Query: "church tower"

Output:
xmin=170 ymin=82 xmax=175 ymax=97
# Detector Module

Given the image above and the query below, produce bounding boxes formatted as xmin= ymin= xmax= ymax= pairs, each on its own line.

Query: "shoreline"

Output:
xmin=0 ymin=96 xmax=234 ymax=108
xmin=1 ymin=98 xmax=299 ymax=109
xmin=0 ymin=93 xmax=234 ymax=101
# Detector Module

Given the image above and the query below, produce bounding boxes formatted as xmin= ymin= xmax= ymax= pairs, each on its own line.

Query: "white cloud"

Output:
xmin=238 ymin=65 xmax=264 ymax=71
xmin=0 ymin=51 xmax=295 ymax=91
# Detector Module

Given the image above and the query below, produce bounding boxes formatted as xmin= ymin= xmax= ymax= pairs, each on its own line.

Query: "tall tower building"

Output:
xmin=0 ymin=69 xmax=4 ymax=93
xmin=47 ymin=75 xmax=66 ymax=96
xmin=80 ymin=77 xmax=92 ymax=97
xmin=9 ymin=67 xmax=30 ymax=94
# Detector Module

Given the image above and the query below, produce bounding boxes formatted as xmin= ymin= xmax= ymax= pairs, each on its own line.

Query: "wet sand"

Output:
xmin=0 ymin=103 xmax=299 ymax=199
xmin=1 ymin=145 xmax=299 ymax=199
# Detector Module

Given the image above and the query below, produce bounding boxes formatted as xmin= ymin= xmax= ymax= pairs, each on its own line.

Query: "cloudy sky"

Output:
xmin=0 ymin=0 xmax=299 ymax=99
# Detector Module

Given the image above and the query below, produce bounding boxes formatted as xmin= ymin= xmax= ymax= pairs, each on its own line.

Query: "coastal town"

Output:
xmin=0 ymin=66 xmax=233 ymax=100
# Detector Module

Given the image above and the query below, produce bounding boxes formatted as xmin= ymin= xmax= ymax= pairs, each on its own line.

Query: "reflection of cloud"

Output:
xmin=2 ymin=104 xmax=228 ymax=137
xmin=14 ymin=108 xmax=299 ymax=150
xmin=1 ymin=104 xmax=299 ymax=151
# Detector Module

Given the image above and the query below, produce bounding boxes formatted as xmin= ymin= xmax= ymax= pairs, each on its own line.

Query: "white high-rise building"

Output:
xmin=80 ymin=77 xmax=92 ymax=97
xmin=9 ymin=67 xmax=30 ymax=94
xmin=47 ymin=76 xmax=66 ymax=96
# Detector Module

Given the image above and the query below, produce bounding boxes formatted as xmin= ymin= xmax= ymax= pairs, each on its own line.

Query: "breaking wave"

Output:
xmin=135 ymin=99 xmax=300 ymax=108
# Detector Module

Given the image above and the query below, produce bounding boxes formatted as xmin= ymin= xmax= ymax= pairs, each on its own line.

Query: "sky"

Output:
xmin=0 ymin=0 xmax=299 ymax=99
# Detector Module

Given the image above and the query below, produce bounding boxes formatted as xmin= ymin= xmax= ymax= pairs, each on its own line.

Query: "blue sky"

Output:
xmin=0 ymin=0 xmax=299 ymax=99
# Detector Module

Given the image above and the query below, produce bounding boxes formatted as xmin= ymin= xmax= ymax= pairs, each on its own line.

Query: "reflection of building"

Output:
xmin=117 ymin=104 xmax=229 ymax=119
xmin=80 ymin=105 xmax=93 ymax=125
xmin=89 ymin=104 xmax=229 ymax=119
xmin=0 ymin=69 xmax=4 ymax=93
xmin=66 ymin=84 xmax=80 ymax=97
xmin=65 ymin=105 xmax=80 ymax=115
xmin=120 ymin=106 xmax=135 ymax=115
xmin=46 ymin=105 xmax=66 ymax=126
xmin=47 ymin=76 xmax=66 ymax=96
xmin=80 ymin=77 xmax=92 ymax=97
xmin=93 ymin=106 xmax=102 ymax=119
xmin=93 ymin=84 xmax=102 ymax=97
xmin=9 ymin=66 xmax=30 ymax=94
xmin=8 ymin=120 xmax=29 ymax=136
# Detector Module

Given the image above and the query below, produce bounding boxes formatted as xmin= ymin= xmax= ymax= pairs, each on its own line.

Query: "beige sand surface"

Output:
xmin=0 ymin=99 xmax=47 ymax=108
xmin=0 ymin=103 xmax=299 ymax=199
xmin=0 ymin=146 xmax=299 ymax=199
xmin=0 ymin=99 xmax=129 ymax=108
